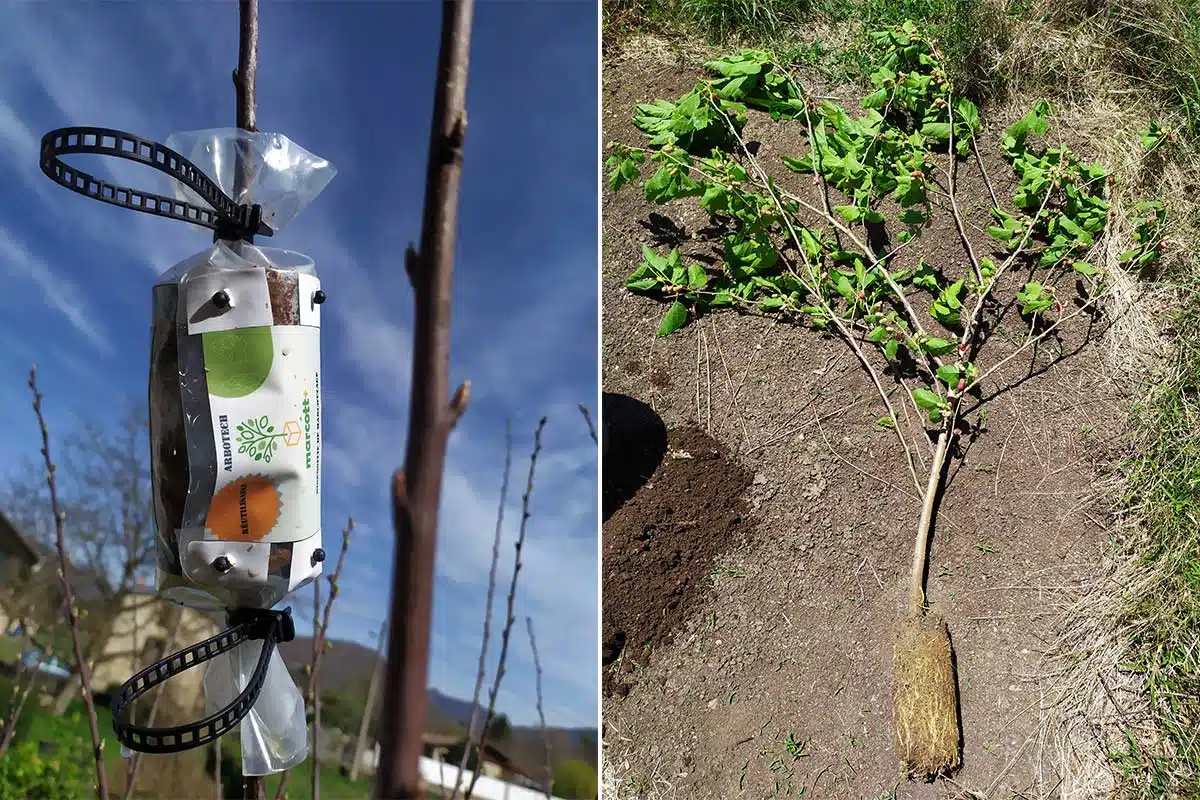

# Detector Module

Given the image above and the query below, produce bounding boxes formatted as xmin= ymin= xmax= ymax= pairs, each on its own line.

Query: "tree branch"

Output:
xmin=273 ymin=519 xmax=353 ymax=800
xmin=28 ymin=366 xmax=108 ymax=800
xmin=464 ymin=419 xmax=547 ymax=800
xmin=122 ymin=612 xmax=185 ymax=800
xmin=451 ymin=422 xmax=513 ymax=800
xmin=525 ymin=617 xmax=552 ymax=799
xmin=376 ymin=1 xmax=477 ymax=797
xmin=577 ymin=404 xmax=597 ymax=444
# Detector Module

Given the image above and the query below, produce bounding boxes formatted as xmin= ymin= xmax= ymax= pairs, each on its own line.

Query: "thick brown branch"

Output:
xmin=375 ymin=1 xmax=477 ymax=797
xmin=234 ymin=0 xmax=259 ymax=134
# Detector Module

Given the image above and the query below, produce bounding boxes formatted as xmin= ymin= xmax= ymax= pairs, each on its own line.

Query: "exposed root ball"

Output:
xmin=893 ymin=611 xmax=962 ymax=780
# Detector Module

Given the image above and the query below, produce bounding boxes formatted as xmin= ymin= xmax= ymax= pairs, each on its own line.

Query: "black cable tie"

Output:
xmin=39 ymin=126 xmax=274 ymax=243
xmin=111 ymin=607 xmax=295 ymax=755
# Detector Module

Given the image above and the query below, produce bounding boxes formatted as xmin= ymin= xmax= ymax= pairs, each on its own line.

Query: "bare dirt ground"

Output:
xmin=601 ymin=41 xmax=1145 ymax=800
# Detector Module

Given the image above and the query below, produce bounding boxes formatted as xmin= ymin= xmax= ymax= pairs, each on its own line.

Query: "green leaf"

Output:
xmin=868 ymin=326 xmax=890 ymax=342
xmin=759 ymin=296 xmax=786 ymax=311
xmin=921 ymin=337 xmax=956 ymax=356
xmin=936 ymin=364 xmax=961 ymax=385
xmin=835 ymin=205 xmax=863 ymax=222
xmin=930 ymin=279 xmax=964 ymax=327
xmin=912 ymin=388 xmax=942 ymax=411
xmin=725 ymin=236 xmax=779 ymax=279
xmin=920 ymin=122 xmax=951 ymax=140
xmin=884 ymin=339 xmax=900 ymax=360
xmin=876 ymin=415 xmax=895 ymax=429
xmin=657 ymin=301 xmax=689 ymax=336
xmin=688 ymin=263 xmax=709 ymax=289
xmin=954 ymin=97 xmax=980 ymax=133
xmin=862 ymin=88 xmax=889 ymax=109
xmin=1072 ymin=261 xmax=1099 ymax=277
xmin=834 ymin=274 xmax=856 ymax=301
xmin=912 ymin=260 xmax=940 ymax=292
xmin=626 ymin=277 xmax=659 ymax=291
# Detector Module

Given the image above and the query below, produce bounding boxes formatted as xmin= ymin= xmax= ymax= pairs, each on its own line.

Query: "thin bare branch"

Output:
xmin=273 ymin=519 xmax=353 ymax=800
xmin=578 ymin=403 xmax=597 ymax=444
xmin=28 ymin=366 xmax=108 ymax=800
xmin=525 ymin=616 xmax=553 ymax=799
xmin=451 ymin=422 xmax=514 ymax=800
xmin=123 ymin=613 xmax=185 ymax=800
xmin=464 ymin=418 xmax=547 ymax=800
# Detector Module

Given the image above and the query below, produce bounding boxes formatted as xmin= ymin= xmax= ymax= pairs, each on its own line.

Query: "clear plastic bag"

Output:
xmin=146 ymin=128 xmax=335 ymax=774
xmin=165 ymin=128 xmax=336 ymax=235
xmin=204 ymin=640 xmax=307 ymax=775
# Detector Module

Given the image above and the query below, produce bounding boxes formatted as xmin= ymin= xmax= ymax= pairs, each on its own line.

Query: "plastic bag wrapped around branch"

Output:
xmin=146 ymin=129 xmax=335 ymax=774
xmin=165 ymin=129 xmax=335 ymax=235
xmin=36 ymin=124 xmax=335 ymax=775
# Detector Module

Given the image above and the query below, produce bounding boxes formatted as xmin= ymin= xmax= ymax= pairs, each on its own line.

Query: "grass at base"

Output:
xmin=261 ymin=760 xmax=371 ymax=800
xmin=5 ymin=689 xmax=374 ymax=800
xmin=1114 ymin=284 xmax=1200 ymax=797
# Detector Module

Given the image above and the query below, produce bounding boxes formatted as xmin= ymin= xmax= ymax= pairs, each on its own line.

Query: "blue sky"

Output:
xmin=0 ymin=1 xmax=598 ymax=729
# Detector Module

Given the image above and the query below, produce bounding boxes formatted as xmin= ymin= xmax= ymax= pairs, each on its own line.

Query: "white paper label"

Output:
xmin=297 ymin=273 xmax=322 ymax=328
xmin=202 ymin=325 xmax=321 ymax=544
xmin=184 ymin=269 xmax=273 ymax=334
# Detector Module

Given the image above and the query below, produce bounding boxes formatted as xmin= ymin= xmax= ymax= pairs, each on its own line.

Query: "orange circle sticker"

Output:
xmin=206 ymin=475 xmax=282 ymax=542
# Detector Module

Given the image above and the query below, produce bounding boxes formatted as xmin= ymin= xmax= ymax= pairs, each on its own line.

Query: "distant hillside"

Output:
xmin=278 ymin=635 xmax=597 ymax=773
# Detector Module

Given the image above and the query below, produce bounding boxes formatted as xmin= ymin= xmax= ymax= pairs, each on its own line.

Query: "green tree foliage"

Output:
xmin=553 ymin=759 xmax=599 ymax=800
xmin=0 ymin=712 xmax=90 ymax=799
xmin=488 ymin=713 xmax=511 ymax=741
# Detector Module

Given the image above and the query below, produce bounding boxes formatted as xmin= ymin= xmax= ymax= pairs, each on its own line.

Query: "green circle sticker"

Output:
xmin=202 ymin=327 xmax=275 ymax=398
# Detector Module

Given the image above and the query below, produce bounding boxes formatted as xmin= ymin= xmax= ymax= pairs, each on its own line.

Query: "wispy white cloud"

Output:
xmin=0 ymin=226 xmax=111 ymax=352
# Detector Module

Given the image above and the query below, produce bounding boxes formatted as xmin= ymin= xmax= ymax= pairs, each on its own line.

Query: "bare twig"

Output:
xmin=28 ymin=366 xmax=108 ymax=800
xmin=464 ymin=419 xmax=547 ymax=800
xmin=578 ymin=403 xmax=597 ymax=444
xmin=0 ymin=624 xmax=41 ymax=757
xmin=525 ymin=616 xmax=553 ymax=799
xmin=376 ymin=1 xmax=477 ymax=795
xmin=451 ymin=423 xmax=514 ymax=800
xmin=233 ymin=0 xmax=259 ymax=135
xmin=215 ymin=741 xmax=224 ymax=800
xmin=944 ymin=95 xmax=984 ymax=286
xmin=273 ymin=519 xmax=353 ymax=800
xmin=123 ymin=612 xmax=185 ymax=800
xmin=349 ymin=624 xmax=388 ymax=782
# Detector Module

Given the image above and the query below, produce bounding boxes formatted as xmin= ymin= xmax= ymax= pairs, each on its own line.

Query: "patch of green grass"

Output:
xmin=604 ymin=0 xmax=812 ymax=45
xmin=0 ymin=637 xmax=22 ymax=664
xmin=263 ymin=760 xmax=371 ymax=800
xmin=605 ymin=0 xmax=1012 ymax=104
xmin=1116 ymin=285 xmax=1200 ymax=796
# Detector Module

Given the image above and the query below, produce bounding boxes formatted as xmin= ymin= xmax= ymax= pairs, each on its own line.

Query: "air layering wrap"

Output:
xmin=38 ymin=125 xmax=336 ymax=776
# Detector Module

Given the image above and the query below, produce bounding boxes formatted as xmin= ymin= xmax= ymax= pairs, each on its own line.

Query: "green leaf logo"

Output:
xmin=236 ymin=415 xmax=285 ymax=463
